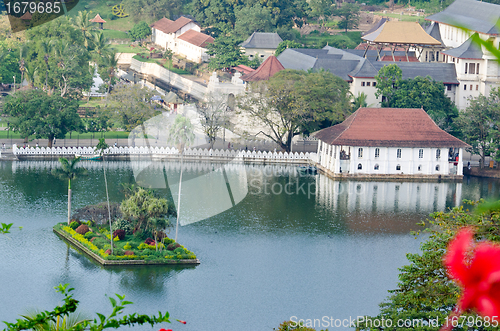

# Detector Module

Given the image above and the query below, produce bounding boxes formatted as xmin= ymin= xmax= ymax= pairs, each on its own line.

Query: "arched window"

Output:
xmin=418 ymin=165 xmax=422 ymax=171
xmin=357 ymin=163 xmax=362 ymax=170
xmin=374 ymin=164 xmax=379 ymax=170
xmin=436 ymin=165 xmax=440 ymax=171
xmin=396 ymin=164 xmax=401 ymax=171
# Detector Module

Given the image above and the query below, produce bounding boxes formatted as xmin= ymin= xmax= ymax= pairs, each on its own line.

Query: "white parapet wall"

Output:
xmin=12 ymin=144 xmax=318 ymax=164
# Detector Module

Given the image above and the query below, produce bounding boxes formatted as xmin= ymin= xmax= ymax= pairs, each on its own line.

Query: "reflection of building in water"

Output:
xmin=316 ymin=175 xmax=462 ymax=214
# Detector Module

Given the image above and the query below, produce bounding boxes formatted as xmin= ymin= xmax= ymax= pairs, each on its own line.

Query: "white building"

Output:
xmin=240 ymin=32 xmax=283 ymax=62
xmin=425 ymin=0 xmax=500 ymax=109
xmin=151 ymin=17 xmax=200 ymax=51
xmin=176 ymin=29 xmax=214 ymax=63
xmin=313 ymin=107 xmax=469 ymax=178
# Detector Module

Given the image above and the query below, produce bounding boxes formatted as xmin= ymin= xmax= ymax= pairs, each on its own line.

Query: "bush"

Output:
xmin=144 ymin=238 xmax=155 ymax=245
xmin=124 ymin=250 xmax=135 ymax=255
xmin=75 ymin=224 xmax=90 ymax=235
xmin=72 ymin=202 xmax=122 ymax=225
xmin=174 ymin=247 xmax=185 ymax=254
xmin=84 ymin=232 xmax=96 ymax=240
xmin=112 ymin=229 xmax=125 ymax=240
xmin=69 ymin=221 xmax=80 ymax=230
xmin=111 ymin=219 xmax=133 ymax=234
xmin=167 ymin=243 xmax=180 ymax=251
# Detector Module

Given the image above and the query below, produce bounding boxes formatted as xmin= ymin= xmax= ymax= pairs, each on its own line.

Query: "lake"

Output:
xmin=0 ymin=160 xmax=498 ymax=330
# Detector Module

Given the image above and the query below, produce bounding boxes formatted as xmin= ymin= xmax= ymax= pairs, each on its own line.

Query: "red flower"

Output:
xmin=177 ymin=319 xmax=187 ymax=324
xmin=444 ymin=228 xmax=500 ymax=317
xmin=158 ymin=329 xmax=172 ymax=331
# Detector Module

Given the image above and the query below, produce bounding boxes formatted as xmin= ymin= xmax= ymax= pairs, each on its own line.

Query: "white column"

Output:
xmin=458 ymin=148 xmax=463 ymax=175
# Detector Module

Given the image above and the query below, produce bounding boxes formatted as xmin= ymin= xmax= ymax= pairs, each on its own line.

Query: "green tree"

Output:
xmin=234 ymin=4 xmax=274 ymax=39
xmin=238 ymin=69 xmax=351 ymax=151
xmin=3 ymin=89 xmax=83 ymax=147
xmin=335 ymin=3 xmax=360 ymax=32
xmin=192 ymin=0 xmax=239 ymax=29
xmin=206 ymin=34 xmax=247 ymax=70
xmin=167 ymin=115 xmax=194 ymax=242
xmin=123 ymin=0 xmax=183 ymax=23
xmin=72 ymin=11 xmax=96 ymax=50
xmin=375 ymin=64 xmax=458 ymax=132
xmin=129 ymin=21 xmax=152 ymax=43
xmin=52 ymin=157 xmax=88 ymax=225
xmin=0 ymin=41 xmax=21 ymax=83
xmin=455 ymin=89 xmax=500 ymax=168
xmin=120 ymin=187 xmax=169 ymax=234
xmin=358 ymin=200 xmax=500 ymax=331
xmin=104 ymin=84 xmax=159 ymax=132
xmin=308 ymin=0 xmax=334 ymax=26
xmin=275 ymin=40 xmax=303 ymax=56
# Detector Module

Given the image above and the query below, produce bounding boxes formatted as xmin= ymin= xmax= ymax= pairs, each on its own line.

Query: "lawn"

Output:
xmin=102 ymin=29 xmax=129 ymax=40
xmin=299 ymin=31 xmax=363 ymax=49
xmin=110 ymin=43 xmax=140 ymax=53
xmin=372 ymin=11 xmax=426 ymax=24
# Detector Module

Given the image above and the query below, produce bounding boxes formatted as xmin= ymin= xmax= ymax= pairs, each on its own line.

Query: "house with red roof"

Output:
xmin=151 ymin=17 xmax=214 ymax=63
xmin=313 ymin=107 xmax=469 ymax=178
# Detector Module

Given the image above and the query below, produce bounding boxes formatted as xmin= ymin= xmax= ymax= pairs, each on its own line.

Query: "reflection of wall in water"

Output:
xmin=315 ymin=175 xmax=462 ymax=214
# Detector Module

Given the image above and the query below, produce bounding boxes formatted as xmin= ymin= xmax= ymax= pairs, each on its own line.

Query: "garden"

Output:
xmin=54 ymin=183 xmax=198 ymax=265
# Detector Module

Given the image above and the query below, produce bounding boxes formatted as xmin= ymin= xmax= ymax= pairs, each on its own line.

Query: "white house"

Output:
xmin=425 ymin=0 xmax=500 ymax=109
xmin=151 ymin=16 xmax=200 ymax=51
xmin=176 ymin=29 xmax=214 ymax=63
xmin=240 ymin=32 xmax=283 ymax=62
xmin=313 ymin=107 xmax=469 ymax=178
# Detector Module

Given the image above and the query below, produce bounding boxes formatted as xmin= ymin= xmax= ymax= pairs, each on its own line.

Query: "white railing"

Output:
xmin=12 ymin=144 xmax=318 ymax=163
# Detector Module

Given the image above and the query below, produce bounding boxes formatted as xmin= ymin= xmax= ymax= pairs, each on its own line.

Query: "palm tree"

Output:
xmin=96 ymin=138 xmax=113 ymax=254
xmin=22 ymin=309 xmax=89 ymax=331
xmin=18 ymin=44 xmax=29 ymax=88
xmin=102 ymin=52 xmax=118 ymax=98
xmin=52 ymin=157 xmax=88 ymax=224
xmin=91 ymin=31 xmax=111 ymax=59
xmin=167 ymin=115 xmax=194 ymax=242
xmin=73 ymin=11 xmax=94 ymax=50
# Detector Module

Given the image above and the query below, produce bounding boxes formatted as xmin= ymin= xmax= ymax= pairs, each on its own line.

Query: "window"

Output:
xmin=373 ymin=82 xmax=377 ymax=87
xmin=366 ymin=82 xmax=371 ymax=86
xmin=465 ymin=63 xmax=468 ymax=74
xmin=464 ymin=84 xmax=467 ymax=91
xmin=436 ymin=51 xmax=439 ymax=61
xmin=418 ymin=165 xmax=422 ymax=171
xmin=477 ymin=63 xmax=480 ymax=73
xmin=361 ymin=82 xmax=365 ymax=86
xmin=436 ymin=165 xmax=440 ymax=171
xmin=470 ymin=85 xmax=473 ymax=90
xmin=396 ymin=164 xmax=401 ymax=171
xmin=374 ymin=164 xmax=379 ymax=170
xmin=476 ymin=85 xmax=479 ymax=91
xmin=436 ymin=149 xmax=441 ymax=160
xmin=357 ymin=163 xmax=362 ymax=170
xmin=375 ymin=148 xmax=380 ymax=158
xmin=397 ymin=149 xmax=401 ymax=158
xmin=469 ymin=63 xmax=475 ymax=74
xmin=358 ymin=148 xmax=363 ymax=158
xmin=419 ymin=149 xmax=423 ymax=158
xmin=447 ymin=85 xmax=452 ymax=91
xmin=260 ymin=55 xmax=264 ymax=58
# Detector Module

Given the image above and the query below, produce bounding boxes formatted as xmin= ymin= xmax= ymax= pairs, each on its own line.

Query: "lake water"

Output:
xmin=0 ymin=160 xmax=498 ymax=330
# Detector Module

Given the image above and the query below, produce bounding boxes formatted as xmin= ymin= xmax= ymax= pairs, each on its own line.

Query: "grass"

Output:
xmin=298 ymin=31 xmax=363 ymax=49
xmin=102 ymin=29 xmax=128 ymax=40
xmin=372 ymin=11 xmax=426 ymax=24
xmin=54 ymin=222 xmax=198 ymax=264
xmin=110 ymin=43 xmax=140 ymax=53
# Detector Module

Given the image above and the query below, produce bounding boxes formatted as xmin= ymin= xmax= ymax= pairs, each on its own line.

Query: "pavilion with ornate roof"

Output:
xmin=89 ymin=14 xmax=106 ymax=30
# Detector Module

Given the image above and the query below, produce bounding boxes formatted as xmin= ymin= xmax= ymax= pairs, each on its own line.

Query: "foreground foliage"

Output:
xmin=357 ymin=200 xmax=500 ymax=330
xmin=3 ymin=283 xmax=172 ymax=331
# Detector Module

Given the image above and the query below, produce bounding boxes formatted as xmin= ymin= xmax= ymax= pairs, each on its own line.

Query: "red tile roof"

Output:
xmin=89 ymin=14 xmax=106 ymax=23
xmin=380 ymin=55 xmax=419 ymax=62
xmin=167 ymin=17 xmax=195 ymax=34
xmin=314 ymin=107 xmax=469 ymax=148
xmin=151 ymin=18 xmax=174 ymax=33
xmin=233 ymin=64 xmax=255 ymax=74
xmin=177 ymin=30 xmax=214 ymax=48
xmin=240 ymin=56 xmax=284 ymax=82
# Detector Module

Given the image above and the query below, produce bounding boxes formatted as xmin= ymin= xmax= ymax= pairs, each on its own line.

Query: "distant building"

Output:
xmin=277 ymin=46 xmax=458 ymax=107
xmin=240 ymin=32 xmax=283 ymax=62
xmin=150 ymin=17 xmax=213 ymax=63
xmin=425 ymin=0 xmax=500 ymax=109
xmin=240 ymin=56 xmax=284 ymax=82
xmin=313 ymin=107 xmax=469 ymax=178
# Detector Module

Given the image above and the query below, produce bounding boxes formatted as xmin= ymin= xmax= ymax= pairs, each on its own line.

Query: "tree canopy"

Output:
xmin=455 ymin=88 xmax=500 ymax=168
xmin=3 ymin=89 xmax=83 ymax=146
xmin=375 ymin=64 xmax=458 ymax=132
xmin=238 ymin=69 xmax=351 ymax=151
xmin=129 ymin=21 xmax=152 ymax=42
xmin=334 ymin=3 xmax=360 ymax=32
